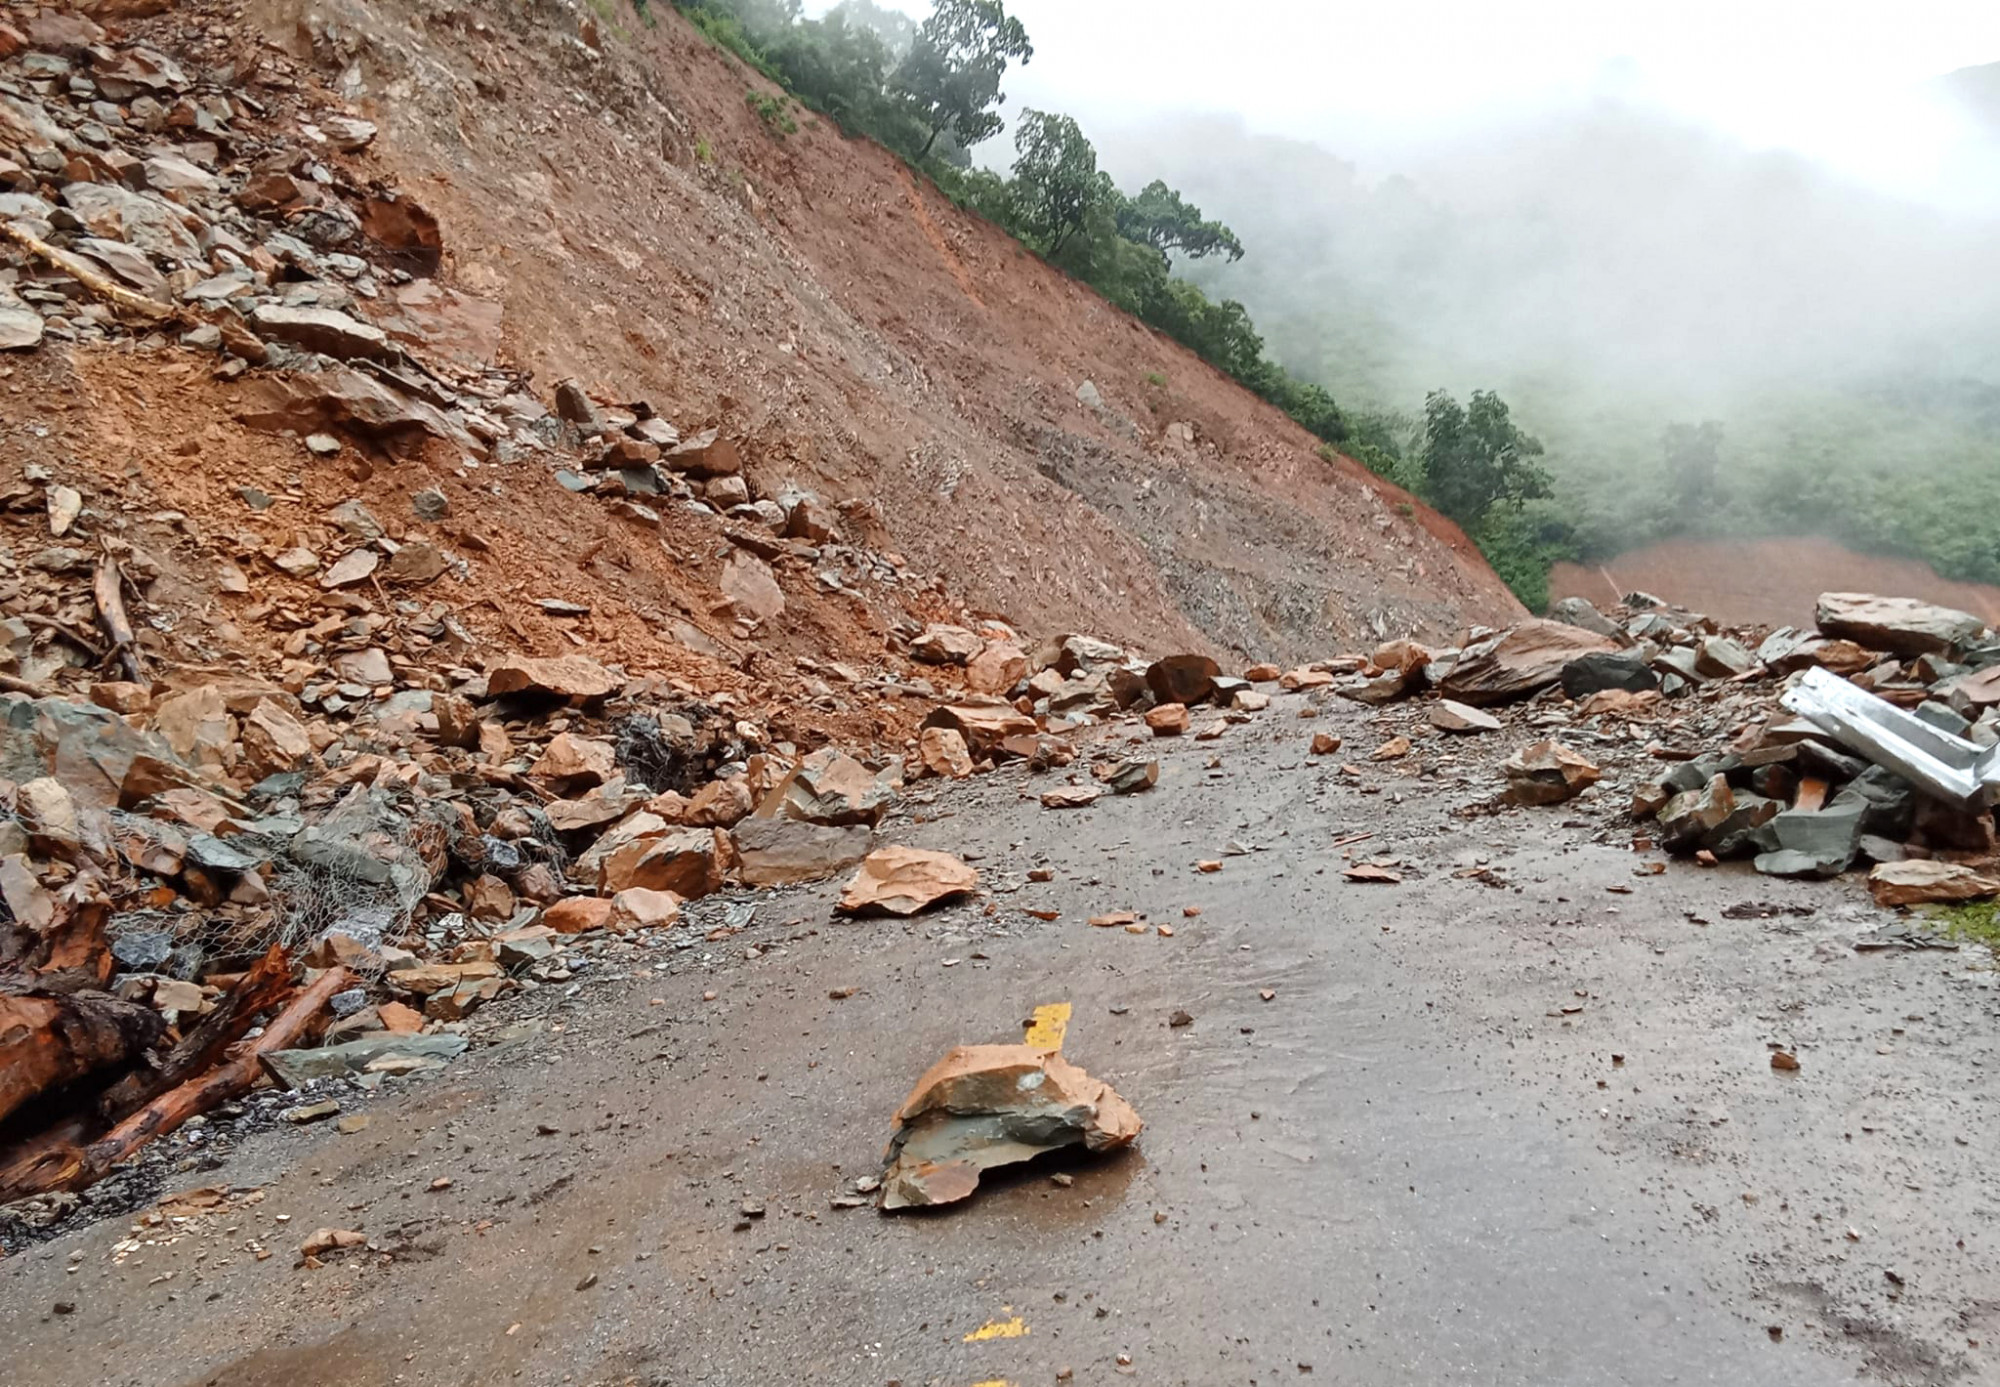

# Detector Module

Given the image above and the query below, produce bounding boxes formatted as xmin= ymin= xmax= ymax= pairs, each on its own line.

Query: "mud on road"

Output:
xmin=6 ymin=688 xmax=1998 ymax=1387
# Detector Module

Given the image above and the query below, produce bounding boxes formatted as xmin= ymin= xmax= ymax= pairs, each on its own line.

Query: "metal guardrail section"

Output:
xmin=1782 ymin=667 xmax=2000 ymax=811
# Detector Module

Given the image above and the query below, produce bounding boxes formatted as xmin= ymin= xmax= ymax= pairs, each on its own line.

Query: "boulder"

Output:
xmin=248 ymin=304 xmax=393 ymax=361
xmin=918 ymin=726 xmax=974 ymax=780
xmin=241 ymin=699 xmax=311 ymax=777
xmin=731 ymin=818 xmax=873 ymax=887
xmin=1753 ymin=801 xmax=1865 ymax=877
xmin=487 ymin=654 xmax=620 ymax=702
xmin=771 ymin=749 xmax=897 ymax=827
xmin=1548 ymin=597 xmax=1623 ymax=640
xmin=608 ymin=887 xmax=682 ymax=931
xmin=880 ymin=1045 xmax=1142 ymax=1211
xmin=541 ymin=896 xmax=614 ymax=935
xmin=1146 ymin=703 xmax=1189 ymax=737
xmin=837 ymin=846 xmax=977 ymax=917
xmin=665 ymin=429 xmax=743 ymax=478
xmin=923 ymin=701 xmax=1036 ymax=757
xmin=718 ymin=551 xmax=784 ymax=623
xmin=1146 ymin=655 xmax=1220 ymax=707
xmin=1370 ymin=640 xmax=1433 ymax=677
xmin=1561 ymin=651 xmax=1659 ymax=699
xmin=1657 ymin=775 xmax=1735 ymax=850
xmin=1695 ymin=635 xmax=1757 ymax=679
xmin=1815 ymin=593 xmax=1987 ymax=658
xmin=232 ymin=369 xmax=483 ymax=456
xmin=530 ymin=733 xmax=617 ymax=791
xmin=1868 ymin=860 xmax=2000 ymax=908
xmin=1502 ymin=740 xmax=1602 ymax=806
xmin=911 ymin=625 xmax=983 ymax=666
xmin=965 ymin=641 xmax=1028 ymax=694
xmin=599 ymin=828 xmax=726 ymax=898
xmin=1442 ymin=621 xmax=1619 ymax=705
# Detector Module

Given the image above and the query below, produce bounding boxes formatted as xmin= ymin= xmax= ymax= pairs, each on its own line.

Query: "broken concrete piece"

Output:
xmin=837 ymin=846 xmax=976 ymax=917
xmin=880 ymin=1044 xmax=1142 ymax=1211
xmin=1502 ymin=740 xmax=1602 ymax=806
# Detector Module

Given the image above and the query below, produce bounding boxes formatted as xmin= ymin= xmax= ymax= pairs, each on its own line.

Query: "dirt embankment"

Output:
xmin=250 ymin=0 xmax=1521 ymax=660
xmin=1553 ymin=537 xmax=2000 ymax=629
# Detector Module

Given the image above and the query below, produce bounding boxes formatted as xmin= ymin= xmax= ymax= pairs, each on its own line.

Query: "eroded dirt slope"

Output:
xmin=249 ymin=0 xmax=1520 ymax=659
xmin=1554 ymin=538 xmax=2000 ymax=630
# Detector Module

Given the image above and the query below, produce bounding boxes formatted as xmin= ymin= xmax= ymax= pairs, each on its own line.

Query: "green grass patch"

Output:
xmin=746 ymin=90 xmax=797 ymax=136
xmin=1925 ymin=900 xmax=2000 ymax=950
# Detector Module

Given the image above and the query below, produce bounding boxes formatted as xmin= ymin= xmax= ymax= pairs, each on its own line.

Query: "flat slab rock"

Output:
xmin=1869 ymin=859 xmax=2000 ymax=908
xmin=1441 ymin=620 xmax=1618 ymax=705
xmin=1815 ymin=592 xmax=1988 ymax=658
xmin=486 ymin=654 xmax=620 ymax=702
xmin=881 ymin=1044 xmax=1143 ymax=1210
xmin=837 ymin=845 xmax=976 ymax=916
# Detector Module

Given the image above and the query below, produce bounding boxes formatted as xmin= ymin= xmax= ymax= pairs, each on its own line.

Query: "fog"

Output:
xmin=812 ymin=1 xmax=2000 ymax=581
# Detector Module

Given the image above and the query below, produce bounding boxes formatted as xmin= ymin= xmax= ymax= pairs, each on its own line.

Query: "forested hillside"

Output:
xmin=1093 ymin=103 xmax=2000 ymax=607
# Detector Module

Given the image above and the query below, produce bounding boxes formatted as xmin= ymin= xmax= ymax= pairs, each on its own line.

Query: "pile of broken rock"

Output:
xmin=1321 ymin=589 xmax=1999 ymax=908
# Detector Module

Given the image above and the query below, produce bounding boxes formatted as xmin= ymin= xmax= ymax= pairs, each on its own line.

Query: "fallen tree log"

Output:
xmin=93 ymin=945 xmax=291 ymax=1118
xmin=92 ymin=557 xmax=147 ymax=688
xmin=0 ymin=992 xmax=163 ymax=1128
xmin=64 ymin=965 xmax=350 ymax=1192
xmin=0 ymin=951 xmax=311 ymax=1203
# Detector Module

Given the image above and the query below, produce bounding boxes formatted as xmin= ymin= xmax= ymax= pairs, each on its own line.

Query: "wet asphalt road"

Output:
xmin=6 ymin=687 xmax=1999 ymax=1387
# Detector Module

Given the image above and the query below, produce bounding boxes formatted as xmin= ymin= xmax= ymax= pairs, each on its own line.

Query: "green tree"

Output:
xmin=1420 ymin=389 xmax=1551 ymax=531
xmin=1661 ymin=420 xmax=1724 ymax=521
xmin=1010 ymin=109 xmax=1106 ymax=256
xmin=831 ymin=0 xmax=916 ymax=57
xmin=892 ymin=0 xmax=1032 ymax=161
xmin=1115 ymin=180 xmax=1244 ymax=262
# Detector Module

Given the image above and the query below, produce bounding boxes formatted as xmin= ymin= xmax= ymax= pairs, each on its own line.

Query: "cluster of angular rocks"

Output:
xmin=1316 ymin=588 xmax=1999 ymax=906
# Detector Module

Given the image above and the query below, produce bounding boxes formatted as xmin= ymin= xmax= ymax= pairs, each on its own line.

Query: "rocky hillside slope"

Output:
xmin=247 ymin=0 xmax=1520 ymax=657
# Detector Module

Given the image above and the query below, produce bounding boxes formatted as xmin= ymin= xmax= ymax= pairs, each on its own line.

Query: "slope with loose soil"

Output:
xmin=245 ymin=0 xmax=1521 ymax=659
xmin=1552 ymin=537 xmax=2000 ymax=629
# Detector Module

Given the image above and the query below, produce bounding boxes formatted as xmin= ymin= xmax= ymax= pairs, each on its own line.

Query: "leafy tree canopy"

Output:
xmin=1011 ymin=109 xmax=1107 ymax=256
xmin=1115 ymin=180 xmax=1244 ymax=262
xmin=830 ymin=0 xmax=917 ymax=58
xmin=891 ymin=0 xmax=1032 ymax=159
xmin=1421 ymin=389 xmax=1552 ymax=531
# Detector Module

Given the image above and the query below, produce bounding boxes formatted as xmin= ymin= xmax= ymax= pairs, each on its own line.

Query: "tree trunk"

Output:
xmin=0 ymin=992 xmax=163 ymax=1128
xmin=918 ymin=124 xmax=941 ymax=160
xmin=65 ymin=965 xmax=349 ymax=1193
xmin=92 ymin=944 xmax=292 ymax=1119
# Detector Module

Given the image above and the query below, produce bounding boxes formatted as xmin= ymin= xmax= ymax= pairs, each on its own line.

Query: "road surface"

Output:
xmin=6 ymin=687 xmax=1996 ymax=1386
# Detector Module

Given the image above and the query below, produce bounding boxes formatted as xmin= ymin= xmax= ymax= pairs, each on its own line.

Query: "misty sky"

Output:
xmin=814 ymin=1 xmax=2000 ymax=198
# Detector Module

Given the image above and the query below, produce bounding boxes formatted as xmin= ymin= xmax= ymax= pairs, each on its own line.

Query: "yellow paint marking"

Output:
xmin=1023 ymin=1003 xmax=1070 ymax=1053
xmin=964 ymin=1316 xmax=1029 ymax=1342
